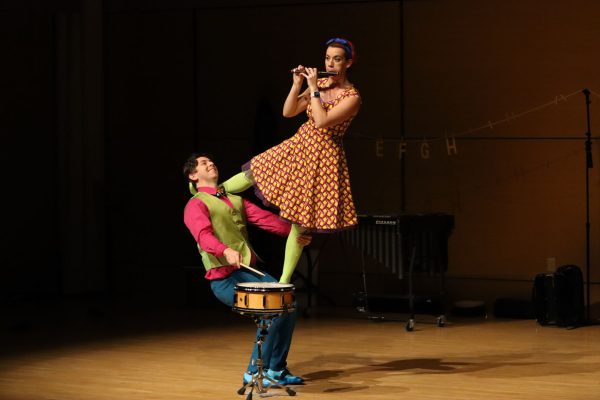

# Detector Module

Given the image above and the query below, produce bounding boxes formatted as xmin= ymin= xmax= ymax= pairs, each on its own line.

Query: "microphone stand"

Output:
xmin=582 ymin=88 xmax=593 ymax=322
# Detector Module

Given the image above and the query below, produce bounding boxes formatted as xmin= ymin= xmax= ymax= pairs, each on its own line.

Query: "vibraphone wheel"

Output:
xmin=405 ymin=318 xmax=415 ymax=331
xmin=437 ymin=315 xmax=446 ymax=327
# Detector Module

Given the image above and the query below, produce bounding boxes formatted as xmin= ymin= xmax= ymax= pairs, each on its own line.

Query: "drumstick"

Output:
xmin=240 ymin=263 xmax=266 ymax=276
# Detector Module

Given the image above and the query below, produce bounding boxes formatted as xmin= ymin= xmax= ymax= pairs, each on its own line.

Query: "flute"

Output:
xmin=290 ymin=68 xmax=338 ymax=77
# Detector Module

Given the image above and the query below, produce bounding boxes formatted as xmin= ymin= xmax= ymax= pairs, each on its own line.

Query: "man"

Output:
xmin=182 ymin=152 xmax=309 ymax=385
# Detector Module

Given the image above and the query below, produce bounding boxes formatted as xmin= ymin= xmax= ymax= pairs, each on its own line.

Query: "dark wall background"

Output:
xmin=1 ymin=4 xmax=62 ymax=303
xmin=2 ymin=0 xmax=600 ymax=314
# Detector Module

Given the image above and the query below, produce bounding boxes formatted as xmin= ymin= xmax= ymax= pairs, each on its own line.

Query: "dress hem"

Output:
xmin=241 ymin=161 xmax=358 ymax=233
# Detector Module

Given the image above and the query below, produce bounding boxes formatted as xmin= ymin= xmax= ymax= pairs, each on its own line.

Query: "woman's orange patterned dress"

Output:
xmin=245 ymin=79 xmax=359 ymax=232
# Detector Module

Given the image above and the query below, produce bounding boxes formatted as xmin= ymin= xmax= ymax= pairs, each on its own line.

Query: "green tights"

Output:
xmin=221 ymin=172 xmax=306 ymax=283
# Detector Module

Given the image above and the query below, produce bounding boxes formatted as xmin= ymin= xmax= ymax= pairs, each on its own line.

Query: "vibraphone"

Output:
xmin=342 ymin=213 xmax=455 ymax=330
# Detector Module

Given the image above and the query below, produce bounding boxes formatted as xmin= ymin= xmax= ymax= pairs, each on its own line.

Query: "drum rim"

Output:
xmin=232 ymin=305 xmax=296 ymax=314
xmin=235 ymin=287 xmax=294 ymax=293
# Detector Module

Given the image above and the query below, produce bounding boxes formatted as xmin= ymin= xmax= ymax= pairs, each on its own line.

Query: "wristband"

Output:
xmin=310 ymin=91 xmax=320 ymax=98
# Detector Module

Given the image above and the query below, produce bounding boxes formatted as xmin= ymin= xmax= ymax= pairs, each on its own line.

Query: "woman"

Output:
xmin=222 ymin=37 xmax=361 ymax=283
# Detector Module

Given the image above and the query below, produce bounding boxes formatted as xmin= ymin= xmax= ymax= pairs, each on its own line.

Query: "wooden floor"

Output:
xmin=1 ymin=304 xmax=599 ymax=400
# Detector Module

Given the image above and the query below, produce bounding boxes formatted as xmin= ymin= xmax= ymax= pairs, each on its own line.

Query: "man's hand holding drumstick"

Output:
xmin=223 ymin=232 xmax=312 ymax=276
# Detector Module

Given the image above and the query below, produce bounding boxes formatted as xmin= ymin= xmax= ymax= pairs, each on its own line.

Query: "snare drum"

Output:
xmin=232 ymin=282 xmax=295 ymax=315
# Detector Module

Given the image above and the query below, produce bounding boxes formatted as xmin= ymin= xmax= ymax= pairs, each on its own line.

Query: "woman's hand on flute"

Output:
xmin=291 ymin=65 xmax=306 ymax=85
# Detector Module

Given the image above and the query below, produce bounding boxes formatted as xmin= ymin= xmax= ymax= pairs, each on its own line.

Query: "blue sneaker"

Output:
xmin=243 ymin=371 xmax=273 ymax=387
xmin=265 ymin=368 xmax=304 ymax=385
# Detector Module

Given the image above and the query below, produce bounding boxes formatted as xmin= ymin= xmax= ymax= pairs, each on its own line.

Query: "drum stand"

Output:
xmin=237 ymin=315 xmax=296 ymax=399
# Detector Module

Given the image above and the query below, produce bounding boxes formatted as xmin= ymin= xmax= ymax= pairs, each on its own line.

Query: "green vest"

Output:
xmin=191 ymin=192 xmax=254 ymax=271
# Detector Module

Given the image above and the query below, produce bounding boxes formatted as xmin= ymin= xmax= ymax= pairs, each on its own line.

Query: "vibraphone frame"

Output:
xmin=344 ymin=214 xmax=454 ymax=331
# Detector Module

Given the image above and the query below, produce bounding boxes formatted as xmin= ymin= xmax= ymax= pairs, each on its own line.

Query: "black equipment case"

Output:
xmin=532 ymin=264 xmax=584 ymax=327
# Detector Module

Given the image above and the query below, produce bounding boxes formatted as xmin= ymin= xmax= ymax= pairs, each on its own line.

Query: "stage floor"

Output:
xmin=1 ymin=304 xmax=599 ymax=400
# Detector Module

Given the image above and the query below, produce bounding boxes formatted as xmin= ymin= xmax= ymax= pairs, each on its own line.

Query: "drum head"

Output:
xmin=235 ymin=282 xmax=294 ymax=292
